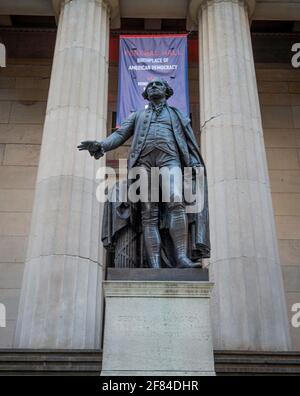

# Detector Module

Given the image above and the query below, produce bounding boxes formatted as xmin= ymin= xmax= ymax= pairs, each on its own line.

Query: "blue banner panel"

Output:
xmin=116 ymin=34 xmax=189 ymax=126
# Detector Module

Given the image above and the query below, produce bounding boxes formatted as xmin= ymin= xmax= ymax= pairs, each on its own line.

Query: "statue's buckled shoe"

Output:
xmin=148 ymin=255 xmax=162 ymax=269
xmin=176 ymin=257 xmax=201 ymax=269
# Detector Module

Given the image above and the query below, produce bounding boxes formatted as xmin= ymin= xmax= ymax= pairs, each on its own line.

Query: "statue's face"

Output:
xmin=146 ymin=80 xmax=167 ymax=101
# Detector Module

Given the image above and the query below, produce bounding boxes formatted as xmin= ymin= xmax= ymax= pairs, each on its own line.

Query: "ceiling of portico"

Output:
xmin=0 ymin=0 xmax=300 ymax=21
xmin=255 ymin=0 xmax=300 ymax=20
xmin=119 ymin=0 xmax=188 ymax=18
xmin=0 ymin=0 xmax=53 ymax=16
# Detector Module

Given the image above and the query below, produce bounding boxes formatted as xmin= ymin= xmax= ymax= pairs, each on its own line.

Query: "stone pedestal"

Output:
xmin=101 ymin=279 xmax=215 ymax=376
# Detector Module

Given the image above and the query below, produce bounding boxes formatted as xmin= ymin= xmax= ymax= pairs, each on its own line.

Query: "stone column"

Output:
xmin=190 ymin=0 xmax=291 ymax=350
xmin=14 ymin=0 xmax=113 ymax=348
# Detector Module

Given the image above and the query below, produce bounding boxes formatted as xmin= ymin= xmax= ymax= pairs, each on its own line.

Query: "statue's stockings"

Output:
xmin=141 ymin=202 xmax=192 ymax=268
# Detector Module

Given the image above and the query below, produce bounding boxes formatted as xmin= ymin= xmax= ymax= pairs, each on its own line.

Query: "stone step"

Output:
xmin=0 ymin=350 xmax=102 ymax=376
xmin=215 ymin=351 xmax=300 ymax=376
xmin=0 ymin=349 xmax=299 ymax=376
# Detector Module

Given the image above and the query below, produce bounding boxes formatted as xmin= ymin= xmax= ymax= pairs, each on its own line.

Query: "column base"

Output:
xmin=101 ymin=278 xmax=215 ymax=376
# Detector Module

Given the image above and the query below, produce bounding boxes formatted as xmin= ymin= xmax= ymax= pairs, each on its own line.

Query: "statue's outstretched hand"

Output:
xmin=77 ymin=140 xmax=105 ymax=159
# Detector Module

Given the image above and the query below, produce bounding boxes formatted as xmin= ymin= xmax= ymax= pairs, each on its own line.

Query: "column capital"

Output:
xmin=189 ymin=0 xmax=256 ymax=25
xmin=52 ymin=0 xmax=120 ymax=26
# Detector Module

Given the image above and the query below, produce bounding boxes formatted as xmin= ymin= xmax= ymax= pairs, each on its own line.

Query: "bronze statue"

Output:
xmin=78 ymin=79 xmax=210 ymax=269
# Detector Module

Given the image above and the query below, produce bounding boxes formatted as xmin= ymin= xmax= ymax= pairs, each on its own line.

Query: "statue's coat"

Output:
xmin=101 ymin=106 xmax=210 ymax=259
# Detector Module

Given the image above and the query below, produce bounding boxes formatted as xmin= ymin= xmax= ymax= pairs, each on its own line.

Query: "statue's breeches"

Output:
xmin=135 ymin=147 xmax=184 ymax=207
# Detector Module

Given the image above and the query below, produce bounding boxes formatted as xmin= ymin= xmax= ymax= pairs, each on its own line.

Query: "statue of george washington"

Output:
xmin=78 ymin=79 xmax=210 ymax=269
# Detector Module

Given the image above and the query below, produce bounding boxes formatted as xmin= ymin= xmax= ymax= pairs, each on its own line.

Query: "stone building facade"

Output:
xmin=0 ymin=0 xmax=299 ymax=357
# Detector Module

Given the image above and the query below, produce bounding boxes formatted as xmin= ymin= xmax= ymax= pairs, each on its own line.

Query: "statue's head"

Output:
xmin=142 ymin=78 xmax=174 ymax=101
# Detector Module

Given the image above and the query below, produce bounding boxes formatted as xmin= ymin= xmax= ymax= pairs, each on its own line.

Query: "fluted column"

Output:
xmin=191 ymin=0 xmax=291 ymax=350
xmin=14 ymin=0 xmax=112 ymax=348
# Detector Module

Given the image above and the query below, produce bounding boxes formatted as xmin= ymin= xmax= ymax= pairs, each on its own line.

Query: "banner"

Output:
xmin=116 ymin=34 xmax=189 ymax=126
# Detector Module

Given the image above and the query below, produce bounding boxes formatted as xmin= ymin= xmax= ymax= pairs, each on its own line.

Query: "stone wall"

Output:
xmin=258 ymin=63 xmax=300 ymax=350
xmin=0 ymin=59 xmax=50 ymax=347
